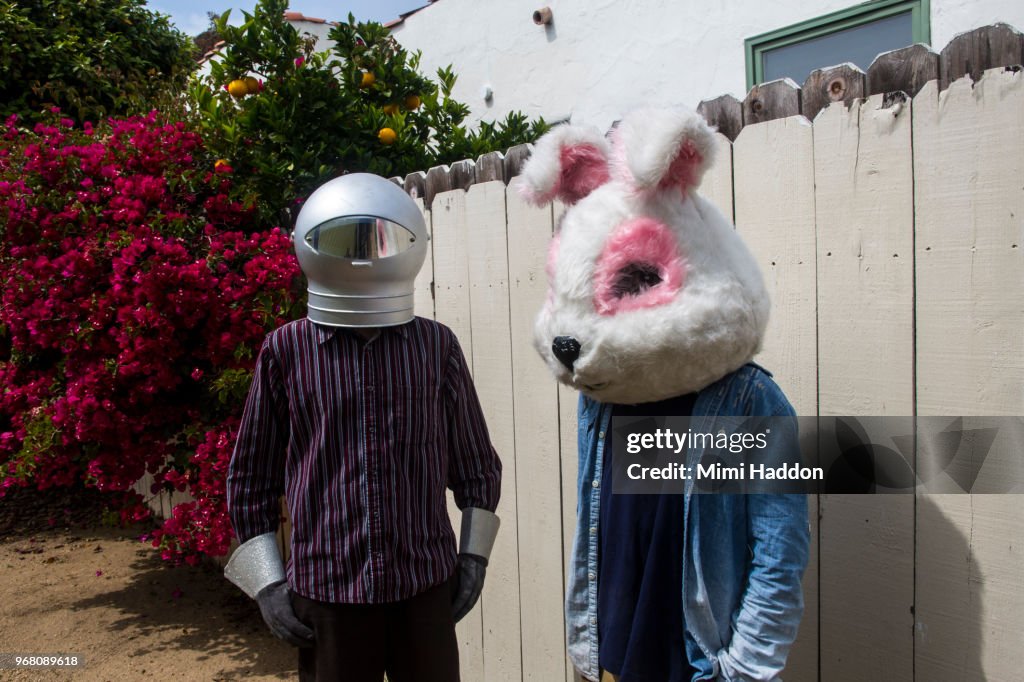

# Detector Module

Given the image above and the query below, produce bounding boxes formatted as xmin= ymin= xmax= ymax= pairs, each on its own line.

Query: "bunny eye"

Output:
xmin=611 ymin=263 xmax=662 ymax=298
xmin=592 ymin=217 xmax=686 ymax=316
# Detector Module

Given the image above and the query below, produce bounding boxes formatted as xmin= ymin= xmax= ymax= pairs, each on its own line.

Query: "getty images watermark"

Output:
xmin=610 ymin=416 xmax=1024 ymax=494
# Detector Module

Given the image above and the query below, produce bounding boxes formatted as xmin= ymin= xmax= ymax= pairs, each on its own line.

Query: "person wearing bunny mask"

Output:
xmin=224 ymin=173 xmax=502 ymax=682
xmin=520 ymin=109 xmax=810 ymax=682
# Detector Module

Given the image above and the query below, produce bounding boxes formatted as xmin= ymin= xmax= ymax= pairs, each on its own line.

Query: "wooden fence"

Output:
xmin=397 ymin=66 xmax=1022 ymax=682
xmin=138 ymin=23 xmax=1024 ymax=682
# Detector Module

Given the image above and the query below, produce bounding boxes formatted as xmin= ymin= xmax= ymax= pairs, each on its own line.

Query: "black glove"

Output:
xmin=256 ymin=580 xmax=315 ymax=647
xmin=451 ymin=553 xmax=488 ymax=623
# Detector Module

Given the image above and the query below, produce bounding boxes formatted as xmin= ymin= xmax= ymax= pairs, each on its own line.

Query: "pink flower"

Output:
xmin=294 ymin=56 xmax=305 ymax=68
xmin=0 ymin=111 xmax=298 ymax=565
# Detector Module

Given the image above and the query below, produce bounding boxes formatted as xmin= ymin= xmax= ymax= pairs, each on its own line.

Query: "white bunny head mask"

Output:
xmin=520 ymin=107 xmax=769 ymax=405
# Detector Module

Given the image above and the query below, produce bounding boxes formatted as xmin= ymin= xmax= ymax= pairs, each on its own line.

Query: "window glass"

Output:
xmin=763 ymin=11 xmax=912 ymax=84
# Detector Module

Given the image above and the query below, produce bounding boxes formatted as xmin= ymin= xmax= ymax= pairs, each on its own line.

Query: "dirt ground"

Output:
xmin=0 ymin=486 xmax=297 ymax=681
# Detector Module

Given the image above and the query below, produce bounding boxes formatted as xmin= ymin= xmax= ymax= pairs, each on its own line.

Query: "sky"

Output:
xmin=147 ymin=0 xmax=427 ymax=36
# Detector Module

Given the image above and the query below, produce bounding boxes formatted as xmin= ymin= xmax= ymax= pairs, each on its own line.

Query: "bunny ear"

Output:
xmin=519 ymin=124 xmax=611 ymax=206
xmin=613 ymin=108 xmax=717 ymax=194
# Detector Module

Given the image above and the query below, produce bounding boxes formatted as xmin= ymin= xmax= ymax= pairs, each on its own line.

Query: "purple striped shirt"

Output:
xmin=227 ymin=317 xmax=502 ymax=604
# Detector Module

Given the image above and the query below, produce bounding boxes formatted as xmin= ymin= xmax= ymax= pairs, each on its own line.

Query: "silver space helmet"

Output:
xmin=292 ymin=173 xmax=428 ymax=327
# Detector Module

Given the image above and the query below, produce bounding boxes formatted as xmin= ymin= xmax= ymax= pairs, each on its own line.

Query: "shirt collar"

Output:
xmin=312 ymin=319 xmax=411 ymax=344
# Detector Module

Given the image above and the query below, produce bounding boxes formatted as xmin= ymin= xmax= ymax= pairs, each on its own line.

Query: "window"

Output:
xmin=744 ymin=0 xmax=930 ymax=89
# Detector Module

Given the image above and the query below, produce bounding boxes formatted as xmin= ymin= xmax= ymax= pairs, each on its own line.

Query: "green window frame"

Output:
xmin=744 ymin=0 xmax=931 ymax=90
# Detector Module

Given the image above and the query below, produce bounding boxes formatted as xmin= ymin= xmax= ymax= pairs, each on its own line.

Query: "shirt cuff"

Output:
xmin=459 ymin=507 xmax=500 ymax=560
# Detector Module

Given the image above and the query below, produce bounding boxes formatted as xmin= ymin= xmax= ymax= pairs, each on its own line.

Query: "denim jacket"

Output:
xmin=566 ymin=364 xmax=810 ymax=682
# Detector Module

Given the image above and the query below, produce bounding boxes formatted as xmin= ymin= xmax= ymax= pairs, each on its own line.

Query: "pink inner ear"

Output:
xmin=555 ymin=144 xmax=610 ymax=204
xmin=659 ymin=139 xmax=703 ymax=192
xmin=593 ymin=217 xmax=686 ymax=315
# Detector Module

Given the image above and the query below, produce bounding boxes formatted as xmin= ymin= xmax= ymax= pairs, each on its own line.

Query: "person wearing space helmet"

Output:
xmin=224 ymin=173 xmax=502 ymax=682
xmin=520 ymin=109 xmax=809 ymax=682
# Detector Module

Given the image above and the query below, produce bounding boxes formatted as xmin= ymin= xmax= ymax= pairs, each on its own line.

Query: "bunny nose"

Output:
xmin=552 ymin=336 xmax=582 ymax=371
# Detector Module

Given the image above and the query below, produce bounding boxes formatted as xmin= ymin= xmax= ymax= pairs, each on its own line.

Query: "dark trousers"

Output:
xmin=291 ymin=579 xmax=460 ymax=682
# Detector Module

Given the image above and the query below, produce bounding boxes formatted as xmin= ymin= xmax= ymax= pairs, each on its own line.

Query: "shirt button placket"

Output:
xmin=364 ymin=348 xmax=385 ymax=591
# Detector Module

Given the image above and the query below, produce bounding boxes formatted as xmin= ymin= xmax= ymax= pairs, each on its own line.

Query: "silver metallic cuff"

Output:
xmin=459 ymin=507 xmax=500 ymax=560
xmin=223 ymin=532 xmax=285 ymax=599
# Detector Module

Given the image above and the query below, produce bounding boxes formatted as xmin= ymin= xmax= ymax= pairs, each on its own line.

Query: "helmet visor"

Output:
xmin=304 ymin=215 xmax=419 ymax=260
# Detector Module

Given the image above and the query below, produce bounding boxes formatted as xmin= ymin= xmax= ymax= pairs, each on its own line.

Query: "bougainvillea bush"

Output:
xmin=0 ymin=111 xmax=302 ymax=563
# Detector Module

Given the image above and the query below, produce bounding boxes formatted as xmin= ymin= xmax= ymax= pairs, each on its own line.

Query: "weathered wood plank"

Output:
xmin=425 ymin=165 xmax=452 ymax=210
xmin=733 ymin=115 xmax=818 ymax=682
xmin=742 ymin=78 xmax=802 ymax=126
xmin=477 ymin=151 xmax=507 ymax=184
xmin=913 ymin=68 xmax=1024 ymax=681
xmin=463 ymin=183 xmax=523 ymax=682
xmin=504 ymin=143 xmax=532 ymax=181
xmin=939 ymin=23 xmax=1024 ymax=90
xmin=430 ymin=189 xmax=484 ymax=679
xmin=814 ymin=94 xmax=915 ymax=682
xmin=449 ymin=159 xmax=477 ymax=192
xmin=867 ymin=44 xmax=940 ymax=98
xmin=506 ymin=179 xmax=566 ymax=681
xmin=802 ymin=63 xmax=866 ymax=122
xmin=403 ymin=170 xmax=426 ymax=202
xmin=697 ymin=94 xmax=744 ymax=142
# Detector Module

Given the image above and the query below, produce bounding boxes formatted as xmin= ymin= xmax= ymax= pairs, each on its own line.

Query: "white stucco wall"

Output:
xmin=389 ymin=0 xmax=1024 ymax=132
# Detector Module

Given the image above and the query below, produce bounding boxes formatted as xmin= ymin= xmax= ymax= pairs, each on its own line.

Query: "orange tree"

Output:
xmin=190 ymin=0 xmax=547 ymax=229
xmin=0 ymin=0 xmax=194 ymax=124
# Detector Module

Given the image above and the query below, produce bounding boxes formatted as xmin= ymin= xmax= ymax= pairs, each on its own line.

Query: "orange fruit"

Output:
xmin=243 ymin=76 xmax=259 ymax=93
xmin=382 ymin=103 xmax=398 ymax=116
xmin=360 ymin=71 xmax=376 ymax=88
xmin=227 ymin=79 xmax=248 ymax=98
xmin=378 ymin=127 xmax=397 ymax=145
xmin=404 ymin=94 xmax=421 ymax=110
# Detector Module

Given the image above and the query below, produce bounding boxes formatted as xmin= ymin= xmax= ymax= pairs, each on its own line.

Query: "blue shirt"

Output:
xmin=566 ymin=364 xmax=810 ymax=682
xmin=599 ymin=394 xmax=697 ymax=681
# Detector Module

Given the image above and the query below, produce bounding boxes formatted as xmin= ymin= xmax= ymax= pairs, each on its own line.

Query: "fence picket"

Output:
xmin=450 ymin=159 xmax=477 ymax=192
xmin=463 ymin=183 xmax=523 ymax=682
xmin=425 ymin=165 xmax=453 ymax=211
xmin=506 ymin=180 xmax=567 ymax=681
xmin=503 ymin=144 xmax=532 ymax=182
xmin=867 ymin=44 xmax=940 ymax=98
xmin=477 ymin=151 xmax=507 ymax=184
xmin=431 ymin=189 xmax=485 ymax=679
xmin=733 ymin=114 xmax=819 ymax=682
xmin=742 ymin=79 xmax=803 ymax=126
xmin=939 ymin=23 xmax=1024 ymax=90
xmin=699 ymin=132 xmax=735 ymax=222
xmin=403 ymin=170 xmax=426 ymax=202
xmin=413 ymin=197 xmax=434 ymax=321
xmin=813 ymin=95 xmax=915 ymax=682
xmin=697 ymin=94 xmax=744 ymax=142
xmin=802 ymin=63 xmax=866 ymax=122
xmin=913 ymin=69 xmax=1024 ymax=682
